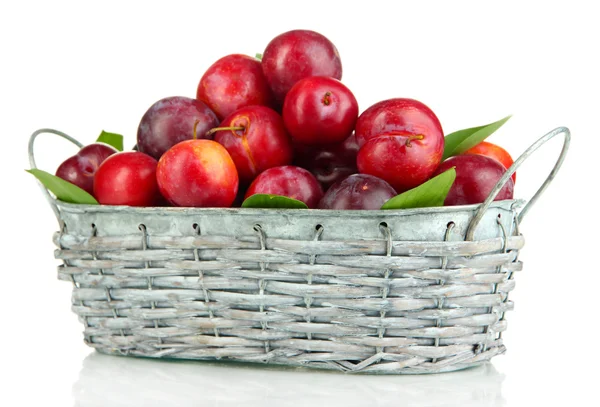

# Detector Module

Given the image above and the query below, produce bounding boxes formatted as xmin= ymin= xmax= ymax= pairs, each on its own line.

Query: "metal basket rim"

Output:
xmin=54 ymin=198 xmax=525 ymax=217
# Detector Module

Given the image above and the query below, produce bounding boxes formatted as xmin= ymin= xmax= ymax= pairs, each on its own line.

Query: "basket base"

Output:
xmin=94 ymin=346 xmax=504 ymax=375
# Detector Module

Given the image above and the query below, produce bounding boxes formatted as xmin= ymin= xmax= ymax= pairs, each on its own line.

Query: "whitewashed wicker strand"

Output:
xmin=30 ymin=127 xmax=570 ymax=374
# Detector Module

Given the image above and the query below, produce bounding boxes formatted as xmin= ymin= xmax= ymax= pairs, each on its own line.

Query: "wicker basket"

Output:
xmin=29 ymin=127 xmax=570 ymax=374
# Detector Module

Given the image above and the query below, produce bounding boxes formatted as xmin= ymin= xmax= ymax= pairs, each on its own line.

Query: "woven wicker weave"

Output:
xmin=29 ymin=127 xmax=570 ymax=374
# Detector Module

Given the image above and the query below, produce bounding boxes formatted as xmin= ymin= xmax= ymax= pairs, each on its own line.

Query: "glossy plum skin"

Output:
xmin=355 ymin=98 xmax=445 ymax=192
xmin=244 ymin=165 xmax=323 ymax=208
xmin=196 ymin=54 xmax=273 ymax=120
xmin=318 ymin=174 xmax=397 ymax=210
xmin=433 ymin=154 xmax=514 ymax=206
xmin=94 ymin=152 xmax=160 ymax=206
xmin=282 ymin=76 xmax=358 ymax=145
xmin=214 ymin=105 xmax=293 ymax=185
xmin=355 ymin=98 xmax=443 ymax=148
xmin=137 ymin=96 xmax=219 ymax=160
xmin=157 ymin=139 xmax=238 ymax=207
xmin=262 ymin=29 xmax=342 ymax=105
xmin=464 ymin=141 xmax=516 ymax=183
xmin=55 ymin=143 xmax=118 ymax=196
xmin=294 ymin=133 xmax=359 ymax=189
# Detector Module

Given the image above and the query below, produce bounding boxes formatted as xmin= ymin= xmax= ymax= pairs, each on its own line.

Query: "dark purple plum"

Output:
xmin=55 ymin=143 xmax=118 ymax=196
xmin=318 ymin=174 xmax=397 ymax=210
xmin=137 ymin=96 xmax=219 ymax=160
xmin=433 ymin=154 xmax=514 ymax=206
xmin=294 ymin=133 xmax=359 ymax=190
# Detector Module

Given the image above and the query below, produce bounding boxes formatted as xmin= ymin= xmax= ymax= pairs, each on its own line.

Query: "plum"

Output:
xmin=282 ymin=76 xmax=358 ymax=145
xmin=156 ymin=139 xmax=239 ymax=207
xmin=355 ymin=98 xmax=444 ymax=192
xmin=55 ymin=143 xmax=117 ymax=196
xmin=94 ymin=152 xmax=161 ymax=206
xmin=433 ymin=154 xmax=514 ymax=206
xmin=137 ymin=96 xmax=219 ymax=160
xmin=244 ymin=165 xmax=323 ymax=208
xmin=463 ymin=141 xmax=516 ymax=183
xmin=196 ymin=54 xmax=273 ymax=120
xmin=318 ymin=174 xmax=397 ymax=210
xmin=212 ymin=105 xmax=293 ymax=186
xmin=293 ymin=133 xmax=359 ymax=189
xmin=261 ymin=29 xmax=342 ymax=106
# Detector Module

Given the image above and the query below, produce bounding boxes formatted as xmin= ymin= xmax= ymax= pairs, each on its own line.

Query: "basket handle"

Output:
xmin=465 ymin=126 xmax=571 ymax=241
xmin=28 ymin=128 xmax=84 ymax=225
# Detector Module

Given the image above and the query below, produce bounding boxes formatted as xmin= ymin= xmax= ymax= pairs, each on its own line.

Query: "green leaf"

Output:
xmin=442 ymin=115 xmax=511 ymax=160
xmin=255 ymin=52 xmax=263 ymax=61
xmin=241 ymin=194 xmax=308 ymax=209
xmin=381 ymin=168 xmax=456 ymax=210
xmin=96 ymin=130 xmax=124 ymax=151
xmin=26 ymin=169 xmax=99 ymax=205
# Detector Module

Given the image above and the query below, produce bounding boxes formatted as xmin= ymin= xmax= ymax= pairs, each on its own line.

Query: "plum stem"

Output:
xmin=205 ymin=126 xmax=245 ymax=137
xmin=405 ymin=134 xmax=425 ymax=147
xmin=322 ymin=92 xmax=332 ymax=106
xmin=193 ymin=120 xmax=200 ymax=140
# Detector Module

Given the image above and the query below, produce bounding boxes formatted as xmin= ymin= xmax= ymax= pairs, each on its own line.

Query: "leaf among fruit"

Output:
xmin=96 ymin=130 xmax=124 ymax=151
xmin=26 ymin=169 xmax=99 ymax=205
xmin=443 ymin=115 xmax=512 ymax=160
xmin=241 ymin=194 xmax=308 ymax=209
xmin=381 ymin=168 xmax=456 ymax=210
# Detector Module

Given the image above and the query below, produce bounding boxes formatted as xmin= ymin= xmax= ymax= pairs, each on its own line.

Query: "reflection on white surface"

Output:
xmin=74 ymin=352 xmax=505 ymax=407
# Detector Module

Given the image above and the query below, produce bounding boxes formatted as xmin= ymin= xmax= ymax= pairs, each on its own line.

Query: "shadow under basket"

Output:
xmin=29 ymin=127 xmax=570 ymax=374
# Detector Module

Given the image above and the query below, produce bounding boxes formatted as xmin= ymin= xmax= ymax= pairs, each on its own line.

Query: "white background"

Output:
xmin=2 ymin=1 xmax=598 ymax=406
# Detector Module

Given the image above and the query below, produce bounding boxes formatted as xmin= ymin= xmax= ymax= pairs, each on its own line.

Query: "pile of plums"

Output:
xmin=55 ymin=29 xmax=515 ymax=210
